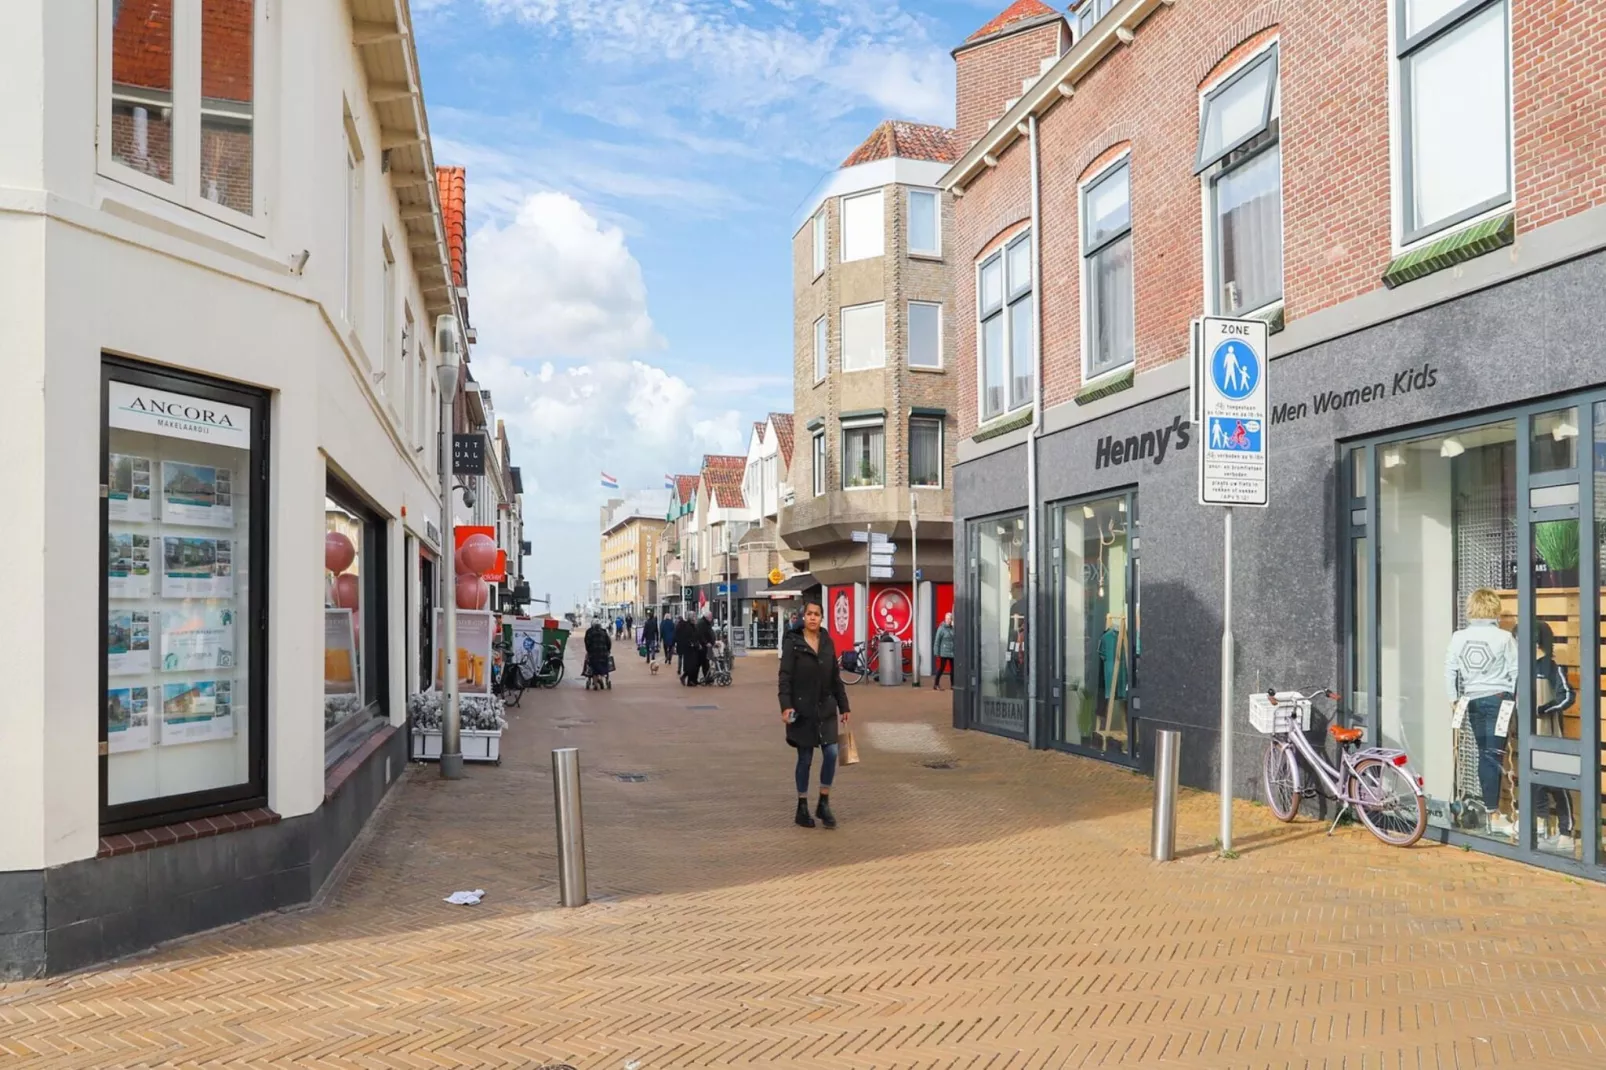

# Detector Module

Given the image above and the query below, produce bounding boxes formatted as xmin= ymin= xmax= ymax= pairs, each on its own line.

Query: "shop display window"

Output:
xmin=101 ymin=359 xmax=268 ymax=833
xmin=1051 ymin=492 xmax=1138 ymax=759
xmin=325 ymin=478 xmax=388 ymax=757
xmin=973 ymin=513 xmax=1029 ymax=736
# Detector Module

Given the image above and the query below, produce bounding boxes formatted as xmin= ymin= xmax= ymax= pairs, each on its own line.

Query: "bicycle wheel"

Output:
xmin=1352 ymin=758 xmax=1427 ymax=847
xmin=839 ymin=655 xmax=864 ymax=685
xmin=504 ymin=682 xmax=524 ymax=709
xmin=1262 ymin=740 xmax=1299 ymax=822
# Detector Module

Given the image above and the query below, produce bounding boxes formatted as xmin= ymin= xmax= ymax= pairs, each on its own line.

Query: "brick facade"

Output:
xmin=951 ymin=0 xmax=1606 ymax=442
xmin=954 ymin=20 xmax=1065 ymax=154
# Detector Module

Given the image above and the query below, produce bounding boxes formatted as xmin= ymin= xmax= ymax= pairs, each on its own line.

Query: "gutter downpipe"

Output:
xmin=1026 ymin=113 xmax=1044 ymax=750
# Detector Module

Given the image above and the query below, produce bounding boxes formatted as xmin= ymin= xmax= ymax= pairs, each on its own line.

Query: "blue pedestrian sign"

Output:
xmin=1196 ymin=316 xmax=1269 ymax=507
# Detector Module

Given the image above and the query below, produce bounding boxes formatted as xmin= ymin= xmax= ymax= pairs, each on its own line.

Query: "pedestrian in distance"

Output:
xmin=641 ymin=610 xmax=658 ymax=660
xmin=697 ymin=607 xmax=717 ymax=685
xmin=626 ymin=612 xmax=634 ymax=636
xmin=676 ymin=611 xmax=698 ymax=686
xmin=932 ymin=612 xmax=956 ymax=691
xmin=659 ymin=613 xmax=677 ymax=668
xmin=779 ymin=599 xmax=850 ymax=829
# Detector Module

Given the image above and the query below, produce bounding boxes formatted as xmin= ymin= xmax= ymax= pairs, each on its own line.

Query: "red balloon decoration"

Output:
xmin=460 ymin=533 xmax=499 ymax=577
xmin=333 ymin=573 xmax=361 ymax=610
xmin=325 ymin=532 xmax=356 ymax=575
xmin=456 ymin=574 xmax=489 ymax=609
xmin=455 ymin=542 xmax=471 ymax=575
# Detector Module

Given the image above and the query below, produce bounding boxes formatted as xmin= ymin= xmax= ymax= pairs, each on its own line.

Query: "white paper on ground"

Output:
xmin=443 ymin=889 xmax=486 ymax=905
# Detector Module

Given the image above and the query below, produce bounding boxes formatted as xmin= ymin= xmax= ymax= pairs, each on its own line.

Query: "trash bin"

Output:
xmin=878 ymin=635 xmax=902 ymax=686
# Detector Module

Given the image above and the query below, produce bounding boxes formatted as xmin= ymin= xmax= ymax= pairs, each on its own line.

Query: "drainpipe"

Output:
xmin=1026 ymin=113 xmax=1044 ymax=750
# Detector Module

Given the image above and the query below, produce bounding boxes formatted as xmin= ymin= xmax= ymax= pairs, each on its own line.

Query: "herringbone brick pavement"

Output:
xmin=3 ymin=646 xmax=1606 ymax=1069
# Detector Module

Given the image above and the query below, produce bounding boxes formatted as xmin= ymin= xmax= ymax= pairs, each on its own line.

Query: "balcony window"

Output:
xmin=910 ymin=416 xmax=943 ymax=488
xmin=841 ymin=190 xmax=884 ymax=262
xmin=842 ymin=421 xmax=884 ymax=490
xmin=841 ymin=302 xmax=886 ymax=372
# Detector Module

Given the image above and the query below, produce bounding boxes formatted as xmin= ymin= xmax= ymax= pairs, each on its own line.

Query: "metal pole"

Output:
xmin=910 ymin=492 xmax=920 ymax=687
xmin=1219 ymin=507 xmax=1234 ymax=853
xmin=865 ymin=523 xmax=872 ymax=648
xmin=725 ymin=529 xmax=733 ymax=647
xmin=1152 ymin=728 xmax=1181 ymax=861
xmin=439 ymin=391 xmax=463 ymax=780
xmin=552 ymin=748 xmax=588 ymax=907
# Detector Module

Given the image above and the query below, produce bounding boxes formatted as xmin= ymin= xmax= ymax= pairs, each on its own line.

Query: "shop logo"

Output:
xmin=1271 ymin=363 xmax=1440 ymax=426
xmin=1094 ymin=415 xmax=1191 ymax=470
xmin=870 ymin=588 xmax=912 ymax=638
xmin=125 ymin=395 xmax=238 ymax=433
xmin=833 ymin=591 xmax=851 ymax=637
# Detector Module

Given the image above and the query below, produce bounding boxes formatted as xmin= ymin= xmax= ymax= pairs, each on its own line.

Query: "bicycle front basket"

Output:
xmin=1247 ymin=693 xmax=1311 ymax=734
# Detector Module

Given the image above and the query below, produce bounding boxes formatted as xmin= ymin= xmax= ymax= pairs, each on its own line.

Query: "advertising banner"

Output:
xmin=161 ymin=607 xmax=236 ymax=672
xmin=434 ymin=609 xmax=494 ymax=695
xmin=106 ymin=685 xmax=153 ymax=753
xmin=826 ymin=584 xmax=856 ymax=652
xmin=323 ymin=609 xmax=360 ymax=698
xmin=107 ymin=609 xmax=154 ymax=675
xmin=159 ymin=679 xmax=236 ymax=745
xmin=108 ymin=453 xmax=154 ymax=522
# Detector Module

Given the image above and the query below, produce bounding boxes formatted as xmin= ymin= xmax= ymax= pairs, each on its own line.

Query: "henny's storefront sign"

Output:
xmin=1270 ymin=363 xmax=1441 ymax=426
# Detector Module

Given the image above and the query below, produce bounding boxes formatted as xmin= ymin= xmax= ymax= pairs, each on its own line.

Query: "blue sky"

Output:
xmin=412 ymin=0 xmax=1008 ymax=608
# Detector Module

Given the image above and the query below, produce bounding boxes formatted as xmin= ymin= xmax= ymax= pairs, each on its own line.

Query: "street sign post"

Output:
xmin=1192 ymin=315 xmax=1269 ymax=858
xmin=869 ymin=566 xmax=894 ymax=579
xmin=851 ymin=530 xmax=870 ymax=543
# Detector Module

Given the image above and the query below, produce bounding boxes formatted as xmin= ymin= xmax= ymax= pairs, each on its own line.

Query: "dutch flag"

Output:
xmin=600 ymin=472 xmax=619 ymax=490
xmin=663 ymin=474 xmax=674 ymax=489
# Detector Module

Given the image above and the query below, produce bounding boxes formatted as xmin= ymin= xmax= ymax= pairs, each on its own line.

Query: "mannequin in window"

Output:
xmin=1097 ymin=612 xmax=1128 ymax=742
xmin=1007 ymin=582 xmax=1028 ymax=692
xmin=1533 ymin=619 xmax=1576 ymax=850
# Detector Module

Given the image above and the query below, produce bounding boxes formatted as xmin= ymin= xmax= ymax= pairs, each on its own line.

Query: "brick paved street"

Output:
xmin=4 ymin=648 xmax=1606 ymax=1069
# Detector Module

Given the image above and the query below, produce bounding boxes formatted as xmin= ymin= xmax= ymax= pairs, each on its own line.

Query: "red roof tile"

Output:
xmin=436 ymin=166 xmax=467 ymax=289
xmin=754 ymin=421 xmax=766 ymax=442
xmin=673 ymin=474 xmax=700 ymax=508
xmin=966 ymin=0 xmax=1060 ymax=44
xmin=842 ymin=121 xmax=962 ymax=168
xmin=769 ymin=413 xmax=795 ymax=468
xmin=701 ymin=455 xmax=747 ymax=510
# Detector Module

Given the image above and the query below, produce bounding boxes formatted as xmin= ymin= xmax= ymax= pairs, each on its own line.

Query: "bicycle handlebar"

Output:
xmin=1266 ymin=686 xmax=1342 ymax=705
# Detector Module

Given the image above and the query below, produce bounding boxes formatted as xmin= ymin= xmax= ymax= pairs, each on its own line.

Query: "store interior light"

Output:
xmin=1118 ymin=500 xmax=1126 ymax=512
xmin=1383 ymin=447 xmax=1405 ymax=468
xmin=1440 ymin=437 xmax=1466 ymax=459
xmin=1553 ymin=417 xmax=1579 ymax=440
xmin=1083 ymin=505 xmax=1095 ymax=518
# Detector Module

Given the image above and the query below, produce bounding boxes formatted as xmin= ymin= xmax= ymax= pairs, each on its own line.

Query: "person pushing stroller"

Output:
xmin=583 ymin=619 xmax=614 ymax=690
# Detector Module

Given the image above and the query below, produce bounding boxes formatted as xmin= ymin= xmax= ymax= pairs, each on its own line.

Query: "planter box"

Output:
xmin=411 ymin=728 xmax=502 ymax=764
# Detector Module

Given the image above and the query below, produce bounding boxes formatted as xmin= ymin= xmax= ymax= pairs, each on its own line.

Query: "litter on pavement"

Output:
xmin=443 ymin=889 xmax=486 ymax=905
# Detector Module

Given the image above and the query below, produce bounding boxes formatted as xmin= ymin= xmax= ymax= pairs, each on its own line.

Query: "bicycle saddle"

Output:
xmin=1329 ymin=725 xmax=1365 ymax=744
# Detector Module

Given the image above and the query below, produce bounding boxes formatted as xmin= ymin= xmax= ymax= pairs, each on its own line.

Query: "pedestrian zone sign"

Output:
xmin=1196 ymin=316 xmax=1269 ymax=507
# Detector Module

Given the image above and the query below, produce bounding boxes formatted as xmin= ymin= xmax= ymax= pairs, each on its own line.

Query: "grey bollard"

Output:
xmin=552 ymin=748 xmax=588 ymax=907
xmin=1151 ymin=729 xmax=1181 ymax=862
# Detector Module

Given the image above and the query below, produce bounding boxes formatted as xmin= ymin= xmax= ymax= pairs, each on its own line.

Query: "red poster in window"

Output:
xmin=827 ymin=585 xmax=855 ymax=651
xmin=869 ymin=585 xmax=913 ymax=639
xmin=934 ymin=582 xmax=954 ymax=628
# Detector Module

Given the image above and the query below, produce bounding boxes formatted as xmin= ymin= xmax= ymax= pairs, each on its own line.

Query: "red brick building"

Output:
xmin=945 ymin=0 xmax=1606 ymax=877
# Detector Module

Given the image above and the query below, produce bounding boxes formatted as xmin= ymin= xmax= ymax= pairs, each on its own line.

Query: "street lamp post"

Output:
xmin=436 ymin=361 xmax=463 ymax=780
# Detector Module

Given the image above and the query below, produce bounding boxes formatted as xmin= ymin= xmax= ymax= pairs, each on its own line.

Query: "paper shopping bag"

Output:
xmin=841 ymin=729 xmax=861 ymax=766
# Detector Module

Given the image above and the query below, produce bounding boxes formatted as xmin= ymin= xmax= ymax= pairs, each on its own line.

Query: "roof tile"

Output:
xmin=436 ymin=166 xmax=467 ymax=289
xmin=841 ymin=121 xmax=961 ymax=168
xmin=769 ymin=413 xmax=795 ymax=468
xmin=966 ymin=0 xmax=1060 ymax=44
xmin=701 ymin=455 xmax=747 ymax=510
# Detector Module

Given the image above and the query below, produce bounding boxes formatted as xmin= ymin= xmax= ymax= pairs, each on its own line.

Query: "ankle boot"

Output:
xmin=795 ymin=798 xmax=815 ymax=828
xmin=815 ymin=796 xmax=837 ymax=829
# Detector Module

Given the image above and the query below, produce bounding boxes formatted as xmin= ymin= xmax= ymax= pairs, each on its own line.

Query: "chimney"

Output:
xmin=953 ymin=1 xmax=1069 ymax=154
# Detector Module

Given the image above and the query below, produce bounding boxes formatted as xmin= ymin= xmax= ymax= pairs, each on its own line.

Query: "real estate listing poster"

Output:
xmin=108 ymin=532 xmax=154 ymax=599
xmin=160 ymin=461 xmax=235 ymax=528
xmin=107 ymin=609 xmax=154 ymax=675
xmin=161 ymin=536 xmax=234 ymax=598
xmin=107 ymin=685 xmax=153 ymax=753
xmin=108 ymin=454 xmax=154 ymax=522
xmin=433 ymin=609 xmax=494 ymax=695
xmin=160 ymin=607 xmax=236 ymax=673
xmin=159 ymin=679 xmax=236 ymax=746
xmin=324 ymin=608 xmax=360 ymax=698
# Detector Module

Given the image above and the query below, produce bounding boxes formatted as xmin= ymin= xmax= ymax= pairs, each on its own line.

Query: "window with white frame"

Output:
xmin=813 ymin=315 xmax=828 ymax=381
xmin=100 ymin=0 xmax=263 ymax=224
xmin=908 ymin=189 xmax=940 ymax=256
xmin=812 ymin=210 xmax=827 ymax=276
xmin=841 ymin=190 xmax=884 ymax=262
xmin=910 ymin=416 xmax=943 ymax=488
xmin=1197 ymin=45 xmax=1283 ymax=315
xmin=812 ymin=432 xmax=826 ymax=497
xmin=909 ymin=302 xmax=942 ymax=369
xmin=402 ymin=305 xmax=416 ymax=437
xmin=343 ymin=116 xmax=363 ymax=328
xmin=841 ymin=303 xmax=886 ymax=372
xmin=381 ymin=236 xmax=396 ymax=394
xmin=1082 ymin=162 xmax=1134 ymax=377
xmin=1396 ymin=0 xmax=1511 ymax=243
xmin=977 ymin=231 xmax=1033 ymax=421
xmin=841 ymin=420 xmax=885 ymax=489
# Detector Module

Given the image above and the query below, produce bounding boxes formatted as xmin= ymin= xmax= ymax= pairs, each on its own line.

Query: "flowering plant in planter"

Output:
xmin=406 ymin=691 xmax=508 ymax=733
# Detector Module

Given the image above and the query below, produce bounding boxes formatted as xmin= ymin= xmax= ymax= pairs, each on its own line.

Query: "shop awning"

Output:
xmin=759 ymin=572 xmax=818 ymax=599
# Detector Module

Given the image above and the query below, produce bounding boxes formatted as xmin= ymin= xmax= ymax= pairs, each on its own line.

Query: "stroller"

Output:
xmin=708 ymin=641 xmax=733 ymax=687
xmin=582 ymin=624 xmax=614 ymax=690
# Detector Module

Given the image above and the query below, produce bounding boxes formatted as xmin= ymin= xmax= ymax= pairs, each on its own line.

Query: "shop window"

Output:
xmin=841 ymin=421 xmax=884 ymax=489
xmin=324 ymin=478 xmax=389 ymax=758
xmin=1375 ymin=419 xmax=1518 ymax=841
xmin=100 ymin=0 xmax=263 ymax=224
xmin=1082 ymin=162 xmax=1133 ymax=377
xmin=978 ymin=231 xmax=1033 ymax=421
xmin=1395 ymin=0 xmax=1511 ymax=243
xmin=1530 ymin=407 xmax=1580 ymax=476
xmin=973 ymin=513 xmax=1029 ymax=737
xmin=1052 ymin=493 xmax=1137 ymax=758
xmin=910 ymin=416 xmax=943 ymax=488
xmin=101 ymin=359 xmax=268 ymax=834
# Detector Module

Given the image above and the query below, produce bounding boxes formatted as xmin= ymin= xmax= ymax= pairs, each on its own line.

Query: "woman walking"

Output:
xmin=778 ymin=599 xmax=851 ymax=829
xmin=658 ymin=612 xmax=677 ymax=667
xmin=932 ymin=612 xmax=956 ymax=690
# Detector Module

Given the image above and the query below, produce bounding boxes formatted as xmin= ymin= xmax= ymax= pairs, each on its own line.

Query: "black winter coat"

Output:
xmin=778 ymin=629 xmax=850 ymax=749
xmin=696 ymin=617 xmax=716 ymax=648
xmin=674 ymin=619 xmax=695 ymax=654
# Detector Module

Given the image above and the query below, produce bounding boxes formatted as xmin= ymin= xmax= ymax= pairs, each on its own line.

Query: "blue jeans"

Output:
xmin=1467 ymin=695 xmax=1506 ymax=810
xmin=795 ymin=743 xmax=839 ymax=795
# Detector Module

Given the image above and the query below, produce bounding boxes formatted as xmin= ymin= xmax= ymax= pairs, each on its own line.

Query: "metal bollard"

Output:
xmin=1151 ymin=729 xmax=1181 ymax=862
xmin=552 ymin=748 xmax=588 ymax=907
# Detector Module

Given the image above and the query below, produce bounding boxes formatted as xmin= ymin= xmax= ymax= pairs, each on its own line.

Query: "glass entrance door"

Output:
xmin=1352 ymin=394 xmax=1604 ymax=872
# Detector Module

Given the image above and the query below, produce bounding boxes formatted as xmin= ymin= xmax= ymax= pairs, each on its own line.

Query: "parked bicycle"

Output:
xmin=493 ymin=644 xmax=536 ymax=707
xmin=1257 ymin=687 xmax=1427 ymax=847
xmin=838 ymin=633 xmax=913 ymax=685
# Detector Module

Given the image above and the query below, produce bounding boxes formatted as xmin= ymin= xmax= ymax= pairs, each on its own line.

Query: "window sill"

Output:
xmin=843 ymin=484 xmax=885 ymax=492
xmin=908 ymin=251 xmax=944 ymax=262
xmin=1382 ymin=211 xmax=1515 ymax=289
xmin=842 ymin=364 xmax=887 ymax=374
xmin=910 ymin=364 xmax=946 ymax=374
xmin=973 ymin=408 xmax=1033 ymax=442
xmin=98 ymin=807 xmax=281 ymax=859
xmin=1075 ymin=367 xmax=1133 ymax=405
